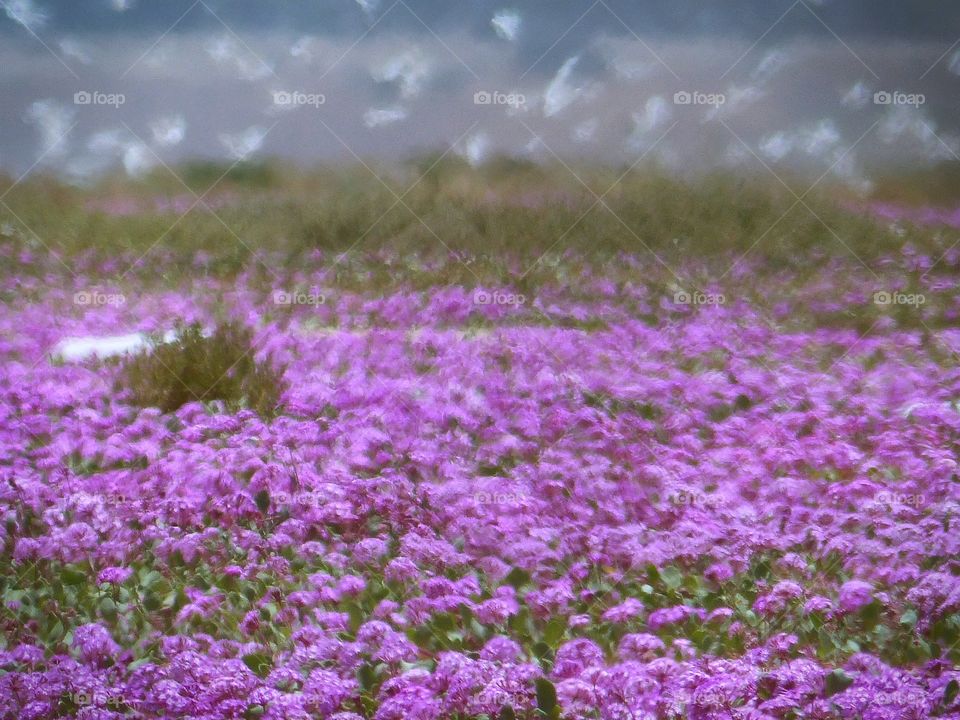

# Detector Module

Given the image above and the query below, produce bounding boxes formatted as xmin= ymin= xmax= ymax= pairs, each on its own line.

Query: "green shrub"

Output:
xmin=120 ymin=322 xmax=284 ymax=416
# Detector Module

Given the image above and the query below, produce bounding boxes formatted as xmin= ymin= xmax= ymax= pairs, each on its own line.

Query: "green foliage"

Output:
xmin=824 ymin=668 xmax=855 ymax=696
xmin=535 ymin=677 xmax=559 ymax=718
xmin=254 ymin=489 xmax=271 ymax=514
xmin=120 ymin=321 xmax=284 ymax=416
xmin=944 ymin=679 xmax=959 ymax=707
xmin=179 ymin=160 xmax=278 ymax=192
xmin=242 ymin=652 xmax=273 ymax=678
xmin=3 ymin=158 xmax=954 ymax=314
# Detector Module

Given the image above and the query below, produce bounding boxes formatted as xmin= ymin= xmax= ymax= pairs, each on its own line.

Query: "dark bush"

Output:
xmin=121 ymin=322 xmax=284 ymax=416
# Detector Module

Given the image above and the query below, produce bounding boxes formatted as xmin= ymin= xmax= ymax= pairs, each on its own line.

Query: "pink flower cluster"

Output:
xmin=2 ymin=252 xmax=960 ymax=719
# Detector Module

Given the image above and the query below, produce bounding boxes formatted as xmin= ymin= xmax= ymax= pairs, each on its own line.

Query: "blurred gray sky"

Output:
xmin=2 ymin=0 xmax=959 ymax=189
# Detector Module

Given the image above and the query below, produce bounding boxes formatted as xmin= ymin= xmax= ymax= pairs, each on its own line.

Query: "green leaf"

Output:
xmin=944 ymin=679 xmax=959 ymax=707
xmin=433 ymin=613 xmax=455 ymax=632
xmin=99 ymin=597 xmax=118 ymax=620
xmin=859 ymin=600 xmax=881 ymax=629
xmin=47 ymin=618 xmax=64 ymax=641
xmin=660 ymin=566 xmax=682 ymax=590
xmin=544 ymin=616 xmax=566 ymax=647
xmin=143 ymin=591 xmax=161 ymax=612
xmin=348 ymin=603 xmax=364 ymax=634
xmin=357 ymin=663 xmax=375 ymax=692
xmin=261 ymin=602 xmax=278 ymax=620
xmin=532 ymin=641 xmax=550 ymax=660
xmin=61 ymin=566 xmax=88 ymax=586
xmin=499 ymin=706 xmax=517 ymax=720
xmin=535 ymin=677 xmax=558 ymax=716
xmin=242 ymin=652 xmax=273 ymax=678
xmin=254 ymin=490 xmax=270 ymax=514
xmin=505 ymin=567 xmax=531 ymax=589
xmin=824 ymin=669 xmax=855 ymax=697
xmin=140 ymin=570 xmax=162 ymax=588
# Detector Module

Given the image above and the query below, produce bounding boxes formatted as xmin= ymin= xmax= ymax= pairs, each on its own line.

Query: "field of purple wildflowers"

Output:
xmin=2 ymin=164 xmax=960 ymax=719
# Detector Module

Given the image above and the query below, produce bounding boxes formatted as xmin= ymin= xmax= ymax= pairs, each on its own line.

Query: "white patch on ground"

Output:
xmin=53 ymin=330 xmax=177 ymax=361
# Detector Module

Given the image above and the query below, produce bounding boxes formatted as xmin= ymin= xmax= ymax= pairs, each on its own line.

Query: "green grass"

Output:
xmin=0 ymin=158 xmax=944 ymax=274
xmin=119 ymin=322 xmax=285 ymax=416
xmin=0 ymin=157 xmax=957 ymax=301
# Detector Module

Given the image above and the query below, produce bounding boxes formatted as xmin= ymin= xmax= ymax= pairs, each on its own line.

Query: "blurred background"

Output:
xmin=1 ymin=0 xmax=959 ymax=198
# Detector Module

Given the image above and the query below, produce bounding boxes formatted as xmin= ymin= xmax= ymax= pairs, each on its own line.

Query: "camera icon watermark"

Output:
xmin=475 ymin=687 xmax=512 ymax=708
xmin=873 ymin=90 xmax=925 ymax=107
xmin=73 ymin=290 xmax=126 ymax=307
xmin=673 ymin=290 xmax=725 ymax=306
xmin=869 ymin=491 xmax=925 ymax=510
xmin=872 ymin=689 xmax=927 ymax=706
xmin=666 ymin=490 xmax=720 ymax=508
xmin=473 ymin=90 xmax=526 ymax=108
xmin=673 ymin=90 xmax=725 ymax=108
xmin=73 ymin=490 xmax=129 ymax=505
xmin=74 ymin=90 xmax=125 ymax=108
xmin=69 ymin=692 xmax=127 ymax=709
xmin=873 ymin=291 xmax=925 ymax=306
xmin=474 ymin=491 xmax=527 ymax=504
xmin=272 ymin=90 xmax=325 ymax=108
xmin=269 ymin=491 xmax=323 ymax=508
xmin=273 ymin=289 xmax=326 ymax=306
xmin=474 ymin=290 xmax=526 ymax=306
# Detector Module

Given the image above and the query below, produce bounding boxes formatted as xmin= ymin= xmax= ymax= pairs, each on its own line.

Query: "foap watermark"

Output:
xmin=666 ymin=490 xmax=721 ymax=509
xmin=474 ymin=290 xmax=526 ymax=306
xmin=869 ymin=491 xmax=925 ymax=510
xmin=873 ymin=291 xmax=925 ymax=306
xmin=73 ymin=290 xmax=126 ymax=307
xmin=273 ymin=289 xmax=326 ymax=307
xmin=73 ymin=491 xmax=129 ymax=506
xmin=273 ymin=90 xmax=326 ymax=108
xmin=474 ymin=90 xmax=526 ymax=108
xmin=68 ymin=692 xmax=128 ymax=709
xmin=74 ymin=90 xmax=125 ymax=108
xmin=673 ymin=290 xmax=725 ymax=306
xmin=666 ymin=685 xmax=731 ymax=712
xmin=673 ymin=90 xmax=725 ymax=108
xmin=475 ymin=687 xmax=512 ymax=708
xmin=269 ymin=491 xmax=324 ymax=509
xmin=873 ymin=90 xmax=925 ymax=107
xmin=474 ymin=491 xmax=527 ymax=505
xmin=871 ymin=688 xmax=927 ymax=706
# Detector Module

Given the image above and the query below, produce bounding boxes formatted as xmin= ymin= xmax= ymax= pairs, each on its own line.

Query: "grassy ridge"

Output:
xmin=1 ymin=159 xmax=952 ymax=282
